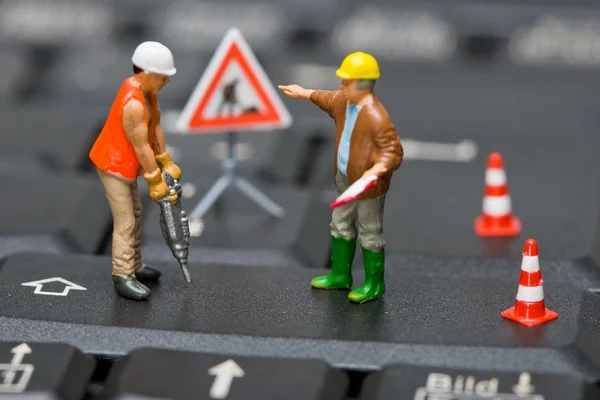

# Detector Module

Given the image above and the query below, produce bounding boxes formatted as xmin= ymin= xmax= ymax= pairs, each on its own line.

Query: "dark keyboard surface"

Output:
xmin=2 ymin=0 xmax=600 ymax=398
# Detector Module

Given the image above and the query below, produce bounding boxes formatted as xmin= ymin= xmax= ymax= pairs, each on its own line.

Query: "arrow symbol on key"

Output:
xmin=513 ymin=372 xmax=535 ymax=395
xmin=3 ymin=343 xmax=32 ymax=384
xmin=10 ymin=343 xmax=31 ymax=366
xmin=208 ymin=359 xmax=245 ymax=399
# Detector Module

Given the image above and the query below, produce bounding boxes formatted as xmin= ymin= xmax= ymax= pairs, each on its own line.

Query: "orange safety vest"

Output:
xmin=89 ymin=77 xmax=157 ymax=180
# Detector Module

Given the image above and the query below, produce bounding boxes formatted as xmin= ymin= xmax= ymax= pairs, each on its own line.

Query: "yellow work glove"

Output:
xmin=144 ymin=168 xmax=176 ymax=203
xmin=155 ymin=152 xmax=181 ymax=181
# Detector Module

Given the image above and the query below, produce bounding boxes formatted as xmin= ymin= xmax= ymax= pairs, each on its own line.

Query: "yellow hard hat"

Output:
xmin=335 ymin=51 xmax=380 ymax=80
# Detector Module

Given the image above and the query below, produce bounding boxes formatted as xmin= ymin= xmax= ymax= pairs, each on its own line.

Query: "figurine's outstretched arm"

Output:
xmin=277 ymin=84 xmax=314 ymax=100
xmin=309 ymin=90 xmax=341 ymax=119
xmin=278 ymin=84 xmax=340 ymax=119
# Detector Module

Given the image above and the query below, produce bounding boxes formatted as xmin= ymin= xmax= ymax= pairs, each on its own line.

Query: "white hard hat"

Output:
xmin=132 ymin=41 xmax=176 ymax=76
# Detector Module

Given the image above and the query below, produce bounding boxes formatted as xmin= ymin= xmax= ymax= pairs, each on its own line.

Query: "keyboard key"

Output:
xmin=0 ymin=106 xmax=103 ymax=171
xmin=1 ymin=251 xmax=599 ymax=374
xmin=33 ymin=44 xmax=135 ymax=107
xmin=104 ymin=348 xmax=348 ymax=399
xmin=10 ymin=44 xmax=62 ymax=104
xmin=375 ymin=70 xmax=600 ymax=130
xmin=0 ymin=46 xmax=27 ymax=104
xmin=0 ymin=342 xmax=94 ymax=399
xmin=0 ymin=170 xmax=111 ymax=257
xmin=280 ymin=0 xmax=352 ymax=40
xmin=0 ymin=155 xmax=46 ymax=175
xmin=360 ymin=365 xmax=600 ymax=399
xmin=136 ymin=168 xmax=332 ymax=267
xmin=260 ymin=121 xmax=332 ymax=187
xmin=309 ymin=138 xmax=337 ymax=189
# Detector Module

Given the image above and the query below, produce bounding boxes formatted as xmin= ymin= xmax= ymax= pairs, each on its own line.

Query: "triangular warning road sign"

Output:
xmin=176 ymin=28 xmax=292 ymax=134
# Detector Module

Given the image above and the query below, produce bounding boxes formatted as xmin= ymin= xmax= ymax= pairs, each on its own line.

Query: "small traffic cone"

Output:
xmin=475 ymin=152 xmax=521 ymax=237
xmin=501 ymin=239 xmax=558 ymax=327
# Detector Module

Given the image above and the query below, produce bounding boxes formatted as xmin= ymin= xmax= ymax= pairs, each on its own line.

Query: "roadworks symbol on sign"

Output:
xmin=176 ymin=27 xmax=292 ymax=134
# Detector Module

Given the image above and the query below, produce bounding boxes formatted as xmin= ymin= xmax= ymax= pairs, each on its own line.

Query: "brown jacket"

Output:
xmin=310 ymin=90 xmax=403 ymax=199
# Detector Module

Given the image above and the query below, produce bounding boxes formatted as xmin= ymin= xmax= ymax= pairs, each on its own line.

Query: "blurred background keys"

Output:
xmin=0 ymin=106 xmax=105 ymax=172
xmin=32 ymin=43 xmax=136 ymax=107
xmin=360 ymin=365 xmax=600 ymax=400
xmin=104 ymin=348 xmax=348 ymax=400
xmin=158 ymin=129 xmax=280 ymax=173
xmin=0 ymin=342 xmax=95 ymax=400
xmin=146 ymin=0 xmax=286 ymax=55
xmin=0 ymin=170 xmax=111 ymax=257
xmin=0 ymin=0 xmax=115 ymax=48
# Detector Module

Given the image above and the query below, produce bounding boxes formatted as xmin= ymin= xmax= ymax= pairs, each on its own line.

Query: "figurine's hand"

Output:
xmin=155 ymin=152 xmax=181 ymax=180
xmin=277 ymin=84 xmax=313 ymax=100
xmin=361 ymin=170 xmax=375 ymax=180
xmin=361 ymin=163 xmax=386 ymax=179
xmin=163 ymin=161 xmax=181 ymax=181
xmin=144 ymin=168 xmax=178 ymax=204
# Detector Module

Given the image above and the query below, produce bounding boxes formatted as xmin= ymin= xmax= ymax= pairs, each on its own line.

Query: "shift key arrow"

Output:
xmin=208 ymin=359 xmax=245 ymax=399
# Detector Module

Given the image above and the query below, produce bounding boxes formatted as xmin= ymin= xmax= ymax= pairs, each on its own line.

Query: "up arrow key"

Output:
xmin=102 ymin=349 xmax=349 ymax=399
xmin=208 ymin=359 xmax=245 ymax=399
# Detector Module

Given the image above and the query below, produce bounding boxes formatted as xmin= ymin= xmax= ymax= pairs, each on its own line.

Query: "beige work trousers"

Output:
xmin=330 ymin=172 xmax=386 ymax=251
xmin=97 ymin=168 xmax=144 ymax=277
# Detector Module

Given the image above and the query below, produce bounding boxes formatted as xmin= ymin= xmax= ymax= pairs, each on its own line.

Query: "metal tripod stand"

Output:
xmin=188 ymin=131 xmax=285 ymax=222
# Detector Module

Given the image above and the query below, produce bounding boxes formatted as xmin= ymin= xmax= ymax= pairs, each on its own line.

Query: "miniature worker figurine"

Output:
xmin=278 ymin=52 xmax=403 ymax=303
xmin=89 ymin=41 xmax=181 ymax=301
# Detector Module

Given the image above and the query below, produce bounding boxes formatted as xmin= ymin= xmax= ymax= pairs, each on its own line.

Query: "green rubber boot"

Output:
xmin=348 ymin=247 xmax=385 ymax=303
xmin=311 ymin=235 xmax=355 ymax=289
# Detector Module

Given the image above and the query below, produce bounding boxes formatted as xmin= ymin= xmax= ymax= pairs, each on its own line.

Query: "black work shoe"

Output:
xmin=112 ymin=275 xmax=151 ymax=300
xmin=135 ymin=264 xmax=162 ymax=281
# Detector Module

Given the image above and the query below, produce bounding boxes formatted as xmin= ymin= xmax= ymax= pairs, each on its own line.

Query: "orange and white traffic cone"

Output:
xmin=501 ymin=239 xmax=558 ymax=327
xmin=475 ymin=152 xmax=521 ymax=237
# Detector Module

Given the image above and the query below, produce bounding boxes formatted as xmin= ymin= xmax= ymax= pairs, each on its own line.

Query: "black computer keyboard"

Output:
xmin=3 ymin=0 xmax=600 ymax=399
xmin=2 ymin=251 xmax=600 ymax=399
